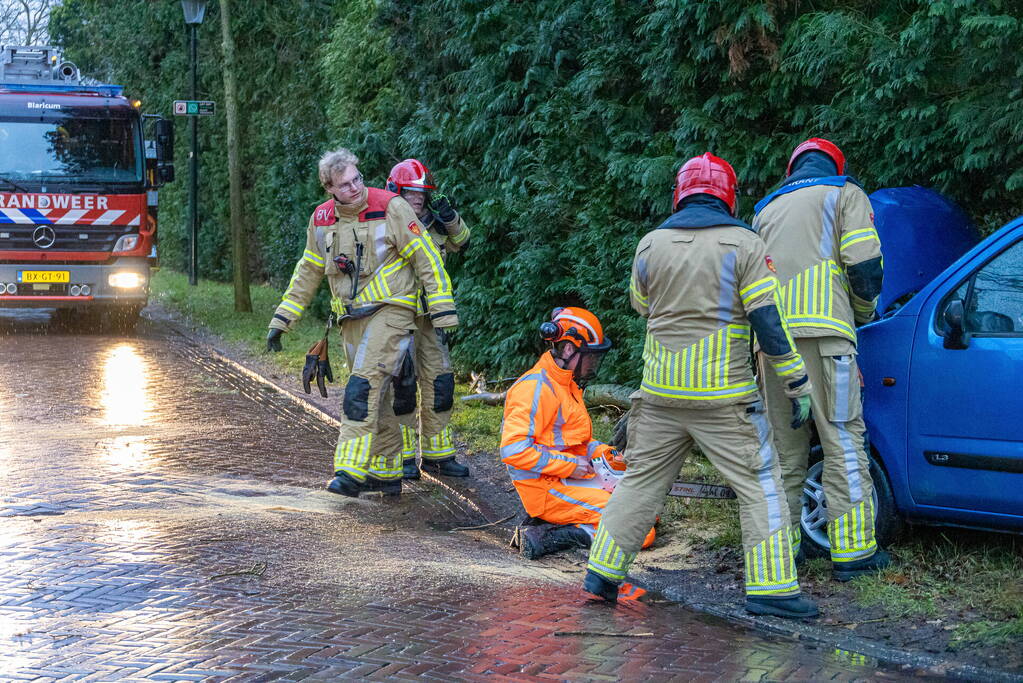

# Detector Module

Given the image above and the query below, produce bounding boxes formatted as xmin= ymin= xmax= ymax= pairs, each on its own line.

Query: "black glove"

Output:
xmin=266 ymin=328 xmax=283 ymax=352
xmin=302 ymin=353 xmax=318 ymax=394
xmin=790 ymin=395 xmax=812 ymax=429
xmin=430 ymin=193 xmax=457 ymax=224
xmin=302 ymin=340 xmax=332 ymax=397
xmin=436 ymin=327 xmax=453 ymax=347
xmin=318 ymin=356 xmax=334 ymax=391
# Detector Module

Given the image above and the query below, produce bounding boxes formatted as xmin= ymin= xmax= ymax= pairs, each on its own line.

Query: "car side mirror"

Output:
xmin=943 ymin=299 xmax=969 ymax=349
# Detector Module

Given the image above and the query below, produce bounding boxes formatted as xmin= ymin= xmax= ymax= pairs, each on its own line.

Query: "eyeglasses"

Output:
xmin=334 ymin=174 xmax=364 ymax=192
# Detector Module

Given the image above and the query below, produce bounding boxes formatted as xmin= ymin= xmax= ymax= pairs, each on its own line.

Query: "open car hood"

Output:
xmin=868 ymin=186 xmax=980 ymax=313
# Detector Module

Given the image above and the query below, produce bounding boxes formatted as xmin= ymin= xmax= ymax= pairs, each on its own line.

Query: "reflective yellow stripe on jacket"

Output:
xmin=779 ymin=260 xmax=856 ymax=340
xmin=640 ymin=325 xmax=758 ymax=401
xmin=352 ymin=259 xmax=417 ymax=308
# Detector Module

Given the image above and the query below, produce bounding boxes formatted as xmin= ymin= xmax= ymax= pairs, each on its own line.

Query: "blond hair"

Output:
xmin=318 ymin=148 xmax=359 ymax=188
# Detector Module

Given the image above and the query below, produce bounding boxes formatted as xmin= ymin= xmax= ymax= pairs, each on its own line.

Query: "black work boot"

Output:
xmin=745 ymin=594 xmax=819 ymax=619
xmin=421 ymin=456 xmax=470 ymax=478
xmin=362 ymin=477 xmax=402 ymax=496
xmin=327 ymin=471 xmax=362 ymax=498
xmin=520 ymin=524 xmax=591 ymax=560
xmin=833 ymin=549 xmax=891 ymax=582
xmin=402 ymin=458 xmax=421 ymax=480
xmin=583 ymin=569 xmax=620 ymax=603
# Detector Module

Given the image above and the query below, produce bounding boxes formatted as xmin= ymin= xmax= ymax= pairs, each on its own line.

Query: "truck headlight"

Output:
xmin=113 ymin=234 xmax=140 ymax=252
xmin=109 ymin=272 xmax=144 ymax=289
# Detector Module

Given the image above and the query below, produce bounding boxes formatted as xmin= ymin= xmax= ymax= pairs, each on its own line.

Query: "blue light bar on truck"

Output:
xmin=0 ymin=82 xmax=124 ymax=97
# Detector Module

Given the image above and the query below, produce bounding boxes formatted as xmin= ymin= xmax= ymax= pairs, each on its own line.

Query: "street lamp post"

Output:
xmin=182 ymin=1 xmax=207 ymax=286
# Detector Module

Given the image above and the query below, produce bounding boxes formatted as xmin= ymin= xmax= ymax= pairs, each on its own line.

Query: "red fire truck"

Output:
xmin=0 ymin=45 xmax=174 ymax=330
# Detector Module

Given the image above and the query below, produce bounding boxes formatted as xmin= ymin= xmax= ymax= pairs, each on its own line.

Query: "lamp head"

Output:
xmin=181 ymin=0 xmax=208 ymax=25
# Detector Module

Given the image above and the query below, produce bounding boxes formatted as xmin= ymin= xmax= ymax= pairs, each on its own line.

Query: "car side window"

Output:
xmin=964 ymin=240 xmax=1023 ymax=335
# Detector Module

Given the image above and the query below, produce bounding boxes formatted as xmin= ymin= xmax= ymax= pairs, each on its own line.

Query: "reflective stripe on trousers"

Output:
xmin=829 ymin=498 xmax=878 ymax=562
xmin=586 ymin=523 xmax=636 ymax=584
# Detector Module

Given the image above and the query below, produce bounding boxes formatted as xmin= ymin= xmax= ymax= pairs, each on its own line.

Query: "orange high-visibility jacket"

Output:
xmin=500 ymin=352 xmax=613 ymax=518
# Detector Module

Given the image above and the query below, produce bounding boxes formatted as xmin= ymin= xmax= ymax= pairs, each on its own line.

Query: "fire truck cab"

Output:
xmin=0 ymin=45 xmax=174 ymax=330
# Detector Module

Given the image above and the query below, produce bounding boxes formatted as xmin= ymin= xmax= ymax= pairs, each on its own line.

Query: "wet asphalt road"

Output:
xmin=0 ymin=309 xmax=910 ymax=681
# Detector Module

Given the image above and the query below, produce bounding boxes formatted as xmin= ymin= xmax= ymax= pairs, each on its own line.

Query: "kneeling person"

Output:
xmin=500 ymin=307 xmax=656 ymax=560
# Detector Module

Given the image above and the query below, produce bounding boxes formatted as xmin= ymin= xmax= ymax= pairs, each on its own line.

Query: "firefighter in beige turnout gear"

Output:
xmin=583 ymin=153 xmax=819 ymax=619
xmin=386 ymin=159 xmax=472 ymax=480
xmin=266 ymin=149 xmax=458 ymax=497
xmin=752 ymin=138 xmax=889 ymax=581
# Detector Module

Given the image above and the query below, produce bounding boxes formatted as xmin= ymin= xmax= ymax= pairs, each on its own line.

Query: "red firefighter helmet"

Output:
xmin=386 ymin=158 xmax=436 ymax=193
xmin=673 ymin=153 xmax=737 ymax=214
xmin=786 ymin=137 xmax=846 ymax=176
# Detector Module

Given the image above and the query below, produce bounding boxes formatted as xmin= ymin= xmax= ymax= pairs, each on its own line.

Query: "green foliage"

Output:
xmin=50 ymin=0 xmax=337 ymax=288
xmin=51 ymin=1 xmax=1023 ymax=381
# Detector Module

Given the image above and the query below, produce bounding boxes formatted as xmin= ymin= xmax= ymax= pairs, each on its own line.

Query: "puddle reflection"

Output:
xmin=98 ymin=435 xmax=154 ymax=472
xmin=100 ymin=344 xmax=151 ymax=426
xmin=97 ymin=519 xmax=159 ymax=547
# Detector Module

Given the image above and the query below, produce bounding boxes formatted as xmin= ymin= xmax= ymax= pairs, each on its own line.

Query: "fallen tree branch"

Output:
xmin=829 ymin=617 xmax=892 ymax=627
xmin=554 ymin=631 xmax=654 ymax=638
xmin=210 ymin=562 xmax=266 ymax=580
xmin=449 ymin=514 xmax=515 ymax=532
xmin=461 ymin=391 xmax=507 ymax=406
xmin=582 ymin=384 xmax=636 ymax=410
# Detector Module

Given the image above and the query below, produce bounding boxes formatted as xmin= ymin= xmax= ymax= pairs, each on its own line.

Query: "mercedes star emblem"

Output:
xmin=32 ymin=225 xmax=56 ymax=249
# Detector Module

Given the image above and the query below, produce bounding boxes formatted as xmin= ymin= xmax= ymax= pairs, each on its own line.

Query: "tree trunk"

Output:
xmin=582 ymin=384 xmax=635 ymax=409
xmin=220 ymin=0 xmax=251 ymax=312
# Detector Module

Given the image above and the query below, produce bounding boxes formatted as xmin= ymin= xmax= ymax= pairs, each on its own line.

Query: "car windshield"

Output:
xmin=0 ymin=111 xmax=143 ymax=185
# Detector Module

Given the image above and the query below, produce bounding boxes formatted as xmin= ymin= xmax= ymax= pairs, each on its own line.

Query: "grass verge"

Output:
xmin=151 ymin=269 xmax=327 ymax=377
xmin=851 ymin=530 xmax=1023 ymax=648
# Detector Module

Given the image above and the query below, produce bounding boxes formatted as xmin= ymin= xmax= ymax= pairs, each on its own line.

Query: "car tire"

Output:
xmin=800 ymin=445 xmax=903 ymax=558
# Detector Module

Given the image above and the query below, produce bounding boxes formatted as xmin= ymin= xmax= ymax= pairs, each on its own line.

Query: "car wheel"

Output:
xmin=800 ymin=445 xmax=903 ymax=558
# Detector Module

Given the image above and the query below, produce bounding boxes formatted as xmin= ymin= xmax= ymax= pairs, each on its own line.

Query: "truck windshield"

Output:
xmin=0 ymin=111 xmax=143 ymax=185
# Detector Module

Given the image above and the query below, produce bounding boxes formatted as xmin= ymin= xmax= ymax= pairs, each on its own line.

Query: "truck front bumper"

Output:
xmin=0 ymin=258 xmax=149 ymax=308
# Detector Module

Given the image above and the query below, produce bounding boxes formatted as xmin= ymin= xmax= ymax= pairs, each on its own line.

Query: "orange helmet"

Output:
xmin=540 ymin=307 xmax=609 ymax=349
xmin=673 ymin=153 xmax=737 ymax=213
xmin=539 ymin=307 xmax=612 ymax=384
xmin=386 ymin=158 xmax=435 ymax=193
xmin=787 ymin=137 xmax=845 ymax=176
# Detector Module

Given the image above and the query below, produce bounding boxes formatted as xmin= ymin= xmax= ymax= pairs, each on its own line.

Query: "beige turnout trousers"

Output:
xmin=333 ymin=306 xmax=416 ymax=483
xmin=594 ymin=397 xmax=800 ymax=598
xmin=758 ymin=336 xmax=878 ymax=563
xmin=397 ymin=315 xmax=456 ymax=462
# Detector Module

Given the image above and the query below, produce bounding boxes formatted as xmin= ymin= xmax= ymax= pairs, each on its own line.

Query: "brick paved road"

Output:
xmin=0 ymin=310 xmax=910 ymax=681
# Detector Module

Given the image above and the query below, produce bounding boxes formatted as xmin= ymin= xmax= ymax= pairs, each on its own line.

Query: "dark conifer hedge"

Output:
xmin=52 ymin=0 xmax=1023 ymax=382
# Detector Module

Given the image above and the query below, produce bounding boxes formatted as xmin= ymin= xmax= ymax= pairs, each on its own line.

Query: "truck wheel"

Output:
xmin=105 ymin=304 xmax=143 ymax=333
xmin=799 ymin=444 xmax=903 ymax=559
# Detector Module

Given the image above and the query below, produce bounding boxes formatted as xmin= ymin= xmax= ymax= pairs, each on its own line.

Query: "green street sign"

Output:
xmin=173 ymin=100 xmax=216 ymax=116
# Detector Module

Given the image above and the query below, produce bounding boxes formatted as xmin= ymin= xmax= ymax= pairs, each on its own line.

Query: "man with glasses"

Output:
xmin=266 ymin=148 xmax=459 ymax=498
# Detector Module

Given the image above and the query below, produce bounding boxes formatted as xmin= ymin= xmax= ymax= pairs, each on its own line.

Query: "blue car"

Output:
xmin=799 ymin=186 xmax=1023 ymax=554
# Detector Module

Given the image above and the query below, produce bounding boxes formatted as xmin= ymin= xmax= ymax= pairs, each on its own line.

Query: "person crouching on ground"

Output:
xmin=500 ymin=307 xmax=656 ymax=560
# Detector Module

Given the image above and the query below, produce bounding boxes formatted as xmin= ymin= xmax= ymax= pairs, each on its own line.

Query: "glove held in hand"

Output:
xmin=266 ymin=328 xmax=283 ymax=353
